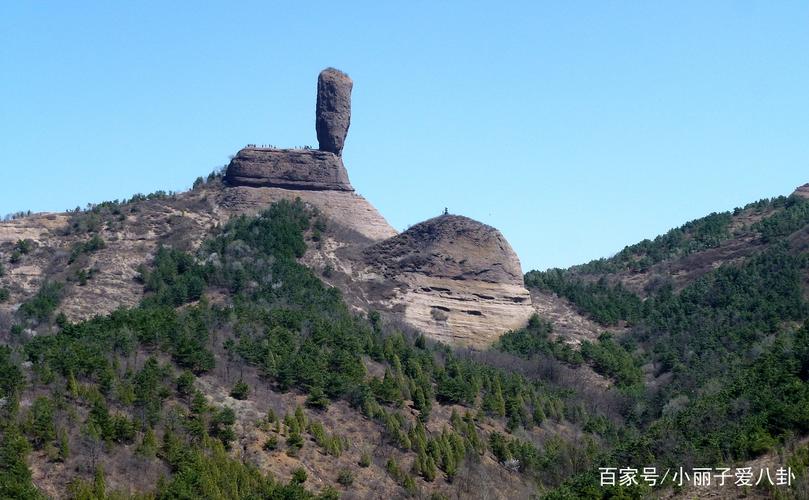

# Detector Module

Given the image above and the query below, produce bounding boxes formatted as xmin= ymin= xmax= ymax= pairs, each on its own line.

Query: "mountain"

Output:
xmin=1 ymin=69 xmax=809 ymax=499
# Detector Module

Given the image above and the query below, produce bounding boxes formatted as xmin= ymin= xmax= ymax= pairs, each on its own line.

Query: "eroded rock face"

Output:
xmin=366 ymin=215 xmax=524 ymax=284
xmin=316 ymin=68 xmax=352 ymax=155
xmin=224 ymin=147 xmax=353 ymax=191
xmin=364 ymin=215 xmax=533 ymax=348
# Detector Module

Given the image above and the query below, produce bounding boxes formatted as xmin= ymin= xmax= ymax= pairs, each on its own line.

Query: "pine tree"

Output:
xmin=58 ymin=430 xmax=70 ymax=462
xmin=138 ymin=427 xmax=157 ymax=458
xmin=423 ymin=455 xmax=437 ymax=482
xmin=294 ymin=405 xmax=307 ymax=430
xmin=93 ymin=465 xmax=106 ymax=498
xmin=493 ymin=378 xmax=506 ymax=417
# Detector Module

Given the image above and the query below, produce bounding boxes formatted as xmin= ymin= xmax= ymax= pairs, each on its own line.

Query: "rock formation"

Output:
xmin=366 ymin=215 xmax=524 ymax=284
xmin=793 ymin=183 xmax=809 ymax=199
xmin=363 ymin=215 xmax=534 ymax=348
xmin=3 ymin=68 xmax=531 ymax=348
xmin=219 ymin=68 xmax=395 ymax=242
xmin=316 ymin=68 xmax=352 ymax=155
xmin=224 ymin=147 xmax=352 ymax=191
xmin=224 ymin=68 xmax=355 ymax=191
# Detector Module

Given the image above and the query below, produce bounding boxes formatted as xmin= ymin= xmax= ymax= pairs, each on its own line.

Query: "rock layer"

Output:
xmin=366 ymin=215 xmax=525 ymax=285
xmin=224 ymin=147 xmax=353 ymax=191
xmin=364 ymin=215 xmax=533 ymax=348
xmin=316 ymin=68 xmax=352 ymax=155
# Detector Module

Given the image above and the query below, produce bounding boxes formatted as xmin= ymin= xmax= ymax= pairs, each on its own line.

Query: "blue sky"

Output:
xmin=2 ymin=1 xmax=808 ymax=272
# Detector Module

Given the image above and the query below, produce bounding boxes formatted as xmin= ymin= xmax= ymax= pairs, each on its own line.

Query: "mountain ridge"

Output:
xmin=2 ymin=69 xmax=809 ymax=499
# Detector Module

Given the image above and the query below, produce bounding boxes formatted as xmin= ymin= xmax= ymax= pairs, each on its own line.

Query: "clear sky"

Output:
xmin=2 ymin=2 xmax=808 ymax=272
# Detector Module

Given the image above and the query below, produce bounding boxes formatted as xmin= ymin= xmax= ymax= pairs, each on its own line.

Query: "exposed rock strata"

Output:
xmin=0 ymin=183 xmax=397 ymax=326
xmin=366 ymin=215 xmax=524 ymax=284
xmin=363 ymin=215 xmax=533 ymax=348
xmin=224 ymin=147 xmax=353 ymax=191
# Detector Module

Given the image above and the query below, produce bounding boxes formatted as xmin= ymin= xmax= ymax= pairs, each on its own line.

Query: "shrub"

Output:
xmin=430 ymin=307 xmax=449 ymax=321
xmin=286 ymin=432 xmax=304 ymax=455
xmin=337 ymin=469 xmax=354 ymax=486
xmin=305 ymin=386 xmax=329 ymax=409
xmin=291 ymin=468 xmax=307 ymax=485
xmin=176 ymin=371 xmax=195 ymax=397
xmin=69 ymin=235 xmax=106 ymax=263
xmin=27 ymin=397 xmax=56 ymax=449
xmin=19 ymin=281 xmax=63 ymax=322
xmin=15 ymin=239 xmax=33 ymax=255
xmin=263 ymin=435 xmax=278 ymax=451
xmin=230 ymin=379 xmax=249 ymax=400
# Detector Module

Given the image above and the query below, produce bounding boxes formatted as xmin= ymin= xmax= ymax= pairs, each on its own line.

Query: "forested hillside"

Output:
xmin=525 ymin=192 xmax=809 ymax=498
xmin=4 ymin=191 xmax=809 ymax=499
xmin=0 ymin=199 xmax=621 ymax=499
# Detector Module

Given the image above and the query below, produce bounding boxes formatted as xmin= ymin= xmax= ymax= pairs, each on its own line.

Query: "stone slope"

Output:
xmin=0 ymin=182 xmax=397 ymax=326
xmin=0 ymin=190 xmax=222 ymax=325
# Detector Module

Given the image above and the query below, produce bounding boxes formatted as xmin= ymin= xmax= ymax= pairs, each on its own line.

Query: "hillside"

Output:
xmin=2 ymin=68 xmax=809 ymax=500
xmin=0 ymin=69 xmax=561 ymax=499
xmin=0 ymin=194 xmax=608 ymax=499
xmin=522 ymin=187 xmax=809 ymax=498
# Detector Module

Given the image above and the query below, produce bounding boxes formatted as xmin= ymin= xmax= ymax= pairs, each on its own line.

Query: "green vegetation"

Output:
xmin=0 ymin=426 xmax=44 ymax=499
xmin=7 ymin=189 xmax=809 ymax=498
xmin=498 ymin=314 xmax=583 ymax=364
xmin=229 ymin=379 xmax=250 ymax=400
xmin=525 ymin=271 xmax=643 ymax=326
xmin=3 ymin=199 xmax=591 ymax=497
xmin=752 ymin=195 xmax=809 ymax=242
xmin=580 ymin=334 xmax=642 ymax=390
xmin=18 ymin=281 xmax=63 ymax=322
xmin=564 ymin=211 xmax=735 ymax=275
xmin=69 ymin=234 xmax=106 ymax=263
xmin=15 ymin=239 xmax=33 ymax=255
xmin=156 ymin=439 xmax=330 ymax=499
xmin=542 ymin=237 xmax=809 ymax=497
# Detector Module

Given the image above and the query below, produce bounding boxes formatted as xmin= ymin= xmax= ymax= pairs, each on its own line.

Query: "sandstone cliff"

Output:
xmin=224 ymin=147 xmax=353 ymax=191
xmin=362 ymin=215 xmax=534 ymax=348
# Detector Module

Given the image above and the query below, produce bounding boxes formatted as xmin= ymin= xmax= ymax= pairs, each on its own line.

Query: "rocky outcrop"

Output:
xmin=2 ymin=68 xmax=531 ymax=349
xmin=224 ymin=68 xmax=356 ymax=191
xmin=316 ymin=68 xmax=352 ymax=155
xmin=224 ymin=147 xmax=353 ymax=191
xmin=366 ymin=215 xmax=524 ymax=284
xmin=793 ymin=183 xmax=809 ymax=199
xmin=363 ymin=215 xmax=533 ymax=348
